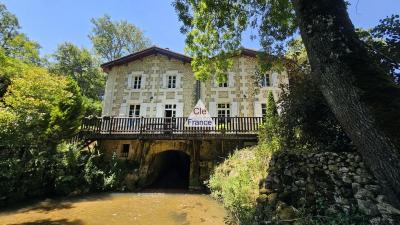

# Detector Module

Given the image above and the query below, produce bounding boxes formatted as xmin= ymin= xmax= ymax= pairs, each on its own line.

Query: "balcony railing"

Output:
xmin=80 ymin=116 xmax=263 ymax=140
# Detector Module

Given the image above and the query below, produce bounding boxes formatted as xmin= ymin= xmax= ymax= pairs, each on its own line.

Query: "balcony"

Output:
xmin=79 ymin=116 xmax=263 ymax=140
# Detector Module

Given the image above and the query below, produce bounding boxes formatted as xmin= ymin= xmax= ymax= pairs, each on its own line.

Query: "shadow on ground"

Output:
xmin=7 ymin=219 xmax=83 ymax=225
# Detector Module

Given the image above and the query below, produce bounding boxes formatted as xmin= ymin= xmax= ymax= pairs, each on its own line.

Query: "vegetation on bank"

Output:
xmin=0 ymin=3 xmax=148 ymax=205
xmin=208 ymin=143 xmax=275 ymax=224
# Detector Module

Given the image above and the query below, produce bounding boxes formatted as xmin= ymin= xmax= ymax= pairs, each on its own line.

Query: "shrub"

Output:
xmin=277 ymin=73 xmax=353 ymax=152
xmin=84 ymin=154 xmax=105 ymax=191
xmin=208 ymin=143 xmax=276 ymax=224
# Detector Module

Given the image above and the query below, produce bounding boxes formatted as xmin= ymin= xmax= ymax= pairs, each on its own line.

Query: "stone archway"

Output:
xmin=138 ymin=140 xmax=194 ymax=189
xmin=146 ymin=150 xmax=191 ymax=189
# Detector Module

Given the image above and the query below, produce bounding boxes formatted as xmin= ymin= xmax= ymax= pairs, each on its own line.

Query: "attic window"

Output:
xmin=260 ymin=74 xmax=270 ymax=87
xmin=133 ymin=76 xmax=142 ymax=89
xmin=168 ymin=75 xmax=176 ymax=88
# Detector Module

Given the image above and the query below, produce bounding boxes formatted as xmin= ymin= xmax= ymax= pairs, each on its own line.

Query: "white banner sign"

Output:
xmin=185 ymin=100 xmax=215 ymax=128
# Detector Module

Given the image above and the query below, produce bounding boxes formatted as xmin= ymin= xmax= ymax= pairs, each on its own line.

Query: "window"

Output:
xmin=218 ymin=81 xmax=228 ymax=88
xmin=129 ymin=105 xmax=140 ymax=117
xmin=164 ymin=104 xmax=176 ymax=117
xmin=260 ymin=74 xmax=270 ymax=87
xmin=217 ymin=103 xmax=230 ymax=117
xmin=133 ymin=76 xmax=142 ymax=89
xmin=167 ymin=75 xmax=176 ymax=88
xmin=121 ymin=144 xmax=130 ymax=158
xmin=261 ymin=103 xmax=267 ymax=119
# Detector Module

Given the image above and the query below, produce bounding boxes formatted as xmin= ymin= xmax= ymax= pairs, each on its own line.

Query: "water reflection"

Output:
xmin=0 ymin=193 xmax=226 ymax=225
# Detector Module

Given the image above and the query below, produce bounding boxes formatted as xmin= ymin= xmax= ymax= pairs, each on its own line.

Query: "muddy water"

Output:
xmin=0 ymin=193 xmax=226 ymax=225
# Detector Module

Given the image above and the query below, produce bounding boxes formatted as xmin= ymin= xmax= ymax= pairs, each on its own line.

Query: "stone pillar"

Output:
xmin=189 ymin=140 xmax=201 ymax=190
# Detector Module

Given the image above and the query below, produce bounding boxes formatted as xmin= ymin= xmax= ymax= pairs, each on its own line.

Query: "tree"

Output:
xmin=0 ymin=63 xmax=84 ymax=148
xmin=0 ymin=3 xmax=19 ymax=49
xmin=259 ymin=91 xmax=279 ymax=143
xmin=174 ymin=0 xmax=400 ymax=205
xmin=358 ymin=14 xmax=400 ymax=84
xmin=50 ymin=42 xmax=105 ymax=100
xmin=0 ymin=3 xmax=41 ymax=65
xmin=89 ymin=15 xmax=151 ymax=62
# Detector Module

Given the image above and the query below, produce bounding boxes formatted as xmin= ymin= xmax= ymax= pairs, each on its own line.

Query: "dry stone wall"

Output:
xmin=257 ymin=151 xmax=400 ymax=224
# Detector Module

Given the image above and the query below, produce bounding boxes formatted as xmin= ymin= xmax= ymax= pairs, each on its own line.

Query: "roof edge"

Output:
xmin=101 ymin=46 xmax=261 ymax=72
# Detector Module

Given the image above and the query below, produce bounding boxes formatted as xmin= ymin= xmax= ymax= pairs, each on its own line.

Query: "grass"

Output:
xmin=208 ymin=142 xmax=277 ymax=224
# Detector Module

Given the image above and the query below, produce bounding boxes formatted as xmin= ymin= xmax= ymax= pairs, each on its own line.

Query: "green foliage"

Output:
xmin=209 ymin=143 xmax=276 ymax=224
xmin=50 ymin=42 xmax=105 ymax=100
xmin=357 ymin=14 xmax=400 ymax=83
xmin=174 ymin=0 xmax=296 ymax=80
xmin=1 ymin=65 xmax=84 ymax=147
xmin=47 ymin=78 xmax=84 ymax=143
xmin=0 ymin=3 xmax=19 ymax=50
xmin=89 ymin=14 xmax=151 ymax=62
xmin=259 ymin=91 xmax=279 ymax=144
xmin=277 ymin=72 xmax=353 ymax=152
xmin=84 ymin=154 xmax=105 ymax=191
xmin=0 ymin=4 xmax=41 ymax=65
xmin=82 ymin=96 xmax=103 ymax=116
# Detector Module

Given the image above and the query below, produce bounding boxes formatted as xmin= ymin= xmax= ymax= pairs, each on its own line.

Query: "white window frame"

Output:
xmin=260 ymin=74 xmax=270 ymax=87
xmin=261 ymin=103 xmax=267 ymax=118
xmin=217 ymin=103 xmax=231 ymax=117
xmin=132 ymin=75 xmax=142 ymax=89
xmin=167 ymin=75 xmax=177 ymax=88
xmin=164 ymin=104 xmax=177 ymax=117
xmin=129 ymin=104 xmax=141 ymax=117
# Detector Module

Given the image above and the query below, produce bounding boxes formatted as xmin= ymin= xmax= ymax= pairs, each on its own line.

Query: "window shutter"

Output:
xmin=141 ymin=74 xmax=146 ymax=89
xmin=272 ymin=73 xmax=278 ymax=87
xmin=119 ymin=103 xmax=128 ymax=116
xmin=127 ymin=74 xmax=132 ymax=89
xmin=162 ymin=75 xmax=167 ymax=89
xmin=140 ymin=103 xmax=146 ymax=117
xmin=176 ymin=103 xmax=184 ymax=117
xmin=176 ymin=74 xmax=181 ymax=88
xmin=229 ymin=73 xmax=235 ymax=87
xmin=231 ymin=102 xmax=238 ymax=117
xmin=208 ymin=102 xmax=217 ymax=117
xmin=156 ymin=103 xmax=164 ymax=117
xmin=254 ymin=102 xmax=261 ymax=117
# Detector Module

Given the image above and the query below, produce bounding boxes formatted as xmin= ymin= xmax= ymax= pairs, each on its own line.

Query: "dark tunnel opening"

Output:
xmin=147 ymin=151 xmax=190 ymax=189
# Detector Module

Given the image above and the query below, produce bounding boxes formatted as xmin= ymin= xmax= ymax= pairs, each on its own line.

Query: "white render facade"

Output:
xmin=101 ymin=46 xmax=288 ymax=118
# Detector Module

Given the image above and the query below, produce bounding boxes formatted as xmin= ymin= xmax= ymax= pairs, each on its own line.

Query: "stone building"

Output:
xmin=101 ymin=46 xmax=288 ymax=118
xmin=93 ymin=46 xmax=289 ymax=189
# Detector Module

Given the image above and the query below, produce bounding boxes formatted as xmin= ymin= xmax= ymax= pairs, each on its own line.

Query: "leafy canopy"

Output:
xmin=0 ymin=59 xmax=84 ymax=147
xmin=174 ymin=0 xmax=297 ymax=80
xmin=0 ymin=3 xmax=41 ymax=65
xmin=50 ymin=42 xmax=105 ymax=100
xmin=89 ymin=15 xmax=151 ymax=62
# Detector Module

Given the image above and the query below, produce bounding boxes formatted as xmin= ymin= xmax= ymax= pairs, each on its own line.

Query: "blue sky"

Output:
xmin=2 ymin=0 xmax=400 ymax=56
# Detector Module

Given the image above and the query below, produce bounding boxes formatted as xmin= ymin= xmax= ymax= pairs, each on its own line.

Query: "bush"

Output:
xmin=208 ymin=142 xmax=277 ymax=224
xmin=276 ymin=73 xmax=353 ymax=152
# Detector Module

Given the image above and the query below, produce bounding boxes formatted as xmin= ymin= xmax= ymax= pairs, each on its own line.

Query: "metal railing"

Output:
xmin=80 ymin=116 xmax=263 ymax=136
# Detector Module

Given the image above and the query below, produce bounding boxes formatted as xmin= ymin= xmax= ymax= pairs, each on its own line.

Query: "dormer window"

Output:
xmin=218 ymin=81 xmax=228 ymax=88
xmin=168 ymin=75 xmax=176 ymax=88
xmin=133 ymin=75 xmax=142 ymax=89
xmin=260 ymin=74 xmax=270 ymax=87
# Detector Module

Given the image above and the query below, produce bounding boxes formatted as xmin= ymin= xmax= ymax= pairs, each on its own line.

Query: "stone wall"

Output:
xmin=102 ymin=52 xmax=289 ymax=118
xmin=98 ymin=139 xmax=255 ymax=190
xmin=201 ymin=55 xmax=288 ymax=117
xmin=102 ymin=54 xmax=196 ymax=117
xmin=257 ymin=151 xmax=400 ymax=224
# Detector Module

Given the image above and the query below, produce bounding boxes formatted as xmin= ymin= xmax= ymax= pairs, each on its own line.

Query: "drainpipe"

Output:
xmin=195 ymin=80 xmax=201 ymax=102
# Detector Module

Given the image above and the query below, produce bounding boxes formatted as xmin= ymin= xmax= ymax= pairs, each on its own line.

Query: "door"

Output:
xmin=164 ymin=104 xmax=176 ymax=132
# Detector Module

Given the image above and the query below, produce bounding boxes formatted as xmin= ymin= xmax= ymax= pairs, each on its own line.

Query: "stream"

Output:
xmin=0 ymin=192 xmax=226 ymax=225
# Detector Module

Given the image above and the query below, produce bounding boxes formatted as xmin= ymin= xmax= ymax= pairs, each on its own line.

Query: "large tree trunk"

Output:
xmin=292 ymin=0 xmax=400 ymax=206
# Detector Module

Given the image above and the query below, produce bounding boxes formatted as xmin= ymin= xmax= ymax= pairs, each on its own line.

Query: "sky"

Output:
xmin=2 ymin=0 xmax=400 ymax=57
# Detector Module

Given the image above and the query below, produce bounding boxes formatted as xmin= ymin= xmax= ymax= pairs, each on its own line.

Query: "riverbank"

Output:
xmin=0 ymin=192 xmax=226 ymax=225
